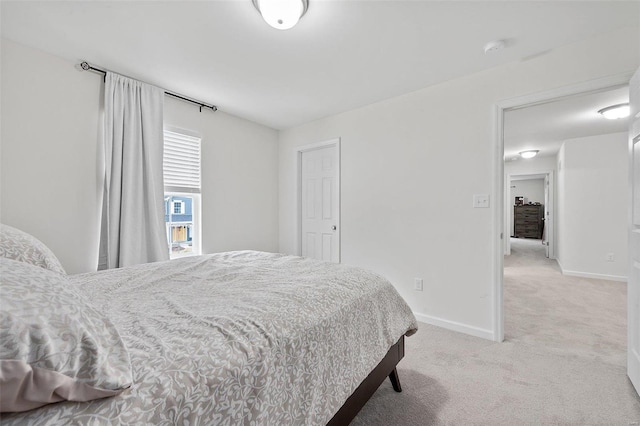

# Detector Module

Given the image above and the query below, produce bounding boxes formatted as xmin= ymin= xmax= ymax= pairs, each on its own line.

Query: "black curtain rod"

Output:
xmin=80 ymin=61 xmax=218 ymax=113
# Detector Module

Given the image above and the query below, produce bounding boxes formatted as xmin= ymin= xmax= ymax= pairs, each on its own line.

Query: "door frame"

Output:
xmin=628 ymin=68 xmax=640 ymax=395
xmin=505 ymin=171 xmax=555 ymax=258
xmin=295 ymin=138 xmax=341 ymax=261
xmin=492 ymin=72 xmax=633 ymax=342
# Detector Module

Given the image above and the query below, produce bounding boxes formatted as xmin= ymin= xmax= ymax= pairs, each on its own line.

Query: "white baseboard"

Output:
xmin=562 ymin=269 xmax=627 ymax=283
xmin=556 ymin=259 xmax=627 ymax=282
xmin=413 ymin=312 xmax=494 ymax=341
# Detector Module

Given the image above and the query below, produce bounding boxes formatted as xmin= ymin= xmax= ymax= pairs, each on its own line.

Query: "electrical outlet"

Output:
xmin=414 ymin=278 xmax=423 ymax=291
xmin=606 ymin=253 xmax=615 ymax=262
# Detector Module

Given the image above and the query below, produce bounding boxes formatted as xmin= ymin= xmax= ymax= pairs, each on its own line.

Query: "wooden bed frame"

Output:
xmin=327 ymin=335 xmax=405 ymax=425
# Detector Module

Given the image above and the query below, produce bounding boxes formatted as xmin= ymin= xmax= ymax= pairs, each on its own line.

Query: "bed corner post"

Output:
xmin=388 ymin=368 xmax=402 ymax=392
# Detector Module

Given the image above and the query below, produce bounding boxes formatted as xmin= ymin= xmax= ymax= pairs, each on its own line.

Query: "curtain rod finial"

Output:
xmin=80 ymin=61 xmax=90 ymax=71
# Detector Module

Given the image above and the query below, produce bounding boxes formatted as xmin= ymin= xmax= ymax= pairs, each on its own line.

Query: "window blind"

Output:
xmin=163 ymin=130 xmax=201 ymax=193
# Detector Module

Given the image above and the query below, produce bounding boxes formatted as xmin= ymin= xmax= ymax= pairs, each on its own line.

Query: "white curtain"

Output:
xmin=98 ymin=72 xmax=169 ymax=270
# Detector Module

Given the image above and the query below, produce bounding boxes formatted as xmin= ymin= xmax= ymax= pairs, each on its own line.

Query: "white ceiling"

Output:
xmin=504 ymin=86 xmax=630 ymax=161
xmin=2 ymin=1 xmax=639 ymax=130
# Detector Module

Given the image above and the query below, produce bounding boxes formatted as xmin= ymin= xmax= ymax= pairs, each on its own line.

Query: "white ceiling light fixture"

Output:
xmin=519 ymin=150 xmax=539 ymax=159
xmin=597 ymin=103 xmax=630 ymax=120
xmin=252 ymin=0 xmax=309 ymax=30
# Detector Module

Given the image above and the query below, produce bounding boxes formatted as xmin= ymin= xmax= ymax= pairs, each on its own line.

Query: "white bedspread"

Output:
xmin=3 ymin=251 xmax=417 ymax=425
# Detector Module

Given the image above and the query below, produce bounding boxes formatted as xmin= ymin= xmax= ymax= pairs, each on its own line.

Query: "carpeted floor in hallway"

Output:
xmin=351 ymin=238 xmax=640 ymax=425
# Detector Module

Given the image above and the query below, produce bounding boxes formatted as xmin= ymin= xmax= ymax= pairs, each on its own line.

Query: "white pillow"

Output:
xmin=0 ymin=258 xmax=132 ymax=412
xmin=0 ymin=224 xmax=66 ymax=274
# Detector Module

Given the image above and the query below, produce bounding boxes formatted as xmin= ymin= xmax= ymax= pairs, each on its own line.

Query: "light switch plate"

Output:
xmin=473 ymin=194 xmax=490 ymax=208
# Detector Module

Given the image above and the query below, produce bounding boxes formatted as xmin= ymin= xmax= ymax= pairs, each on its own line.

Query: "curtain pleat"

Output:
xmin=98 ymin=72 xmax=169 ymax=269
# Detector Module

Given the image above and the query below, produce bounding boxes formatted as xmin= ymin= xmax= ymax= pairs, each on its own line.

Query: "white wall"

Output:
xmin=278 ymin=27 xmax=639 ymax=339
xmin=504 ymin=155 xmax=557 ymax=179
xmin=556 ymin=132 xmax=628 ymax=281
xmin=511 ymin=179 xmax=544 ymax=206
xmin=0 ymin=39 xmax=279 ymax=274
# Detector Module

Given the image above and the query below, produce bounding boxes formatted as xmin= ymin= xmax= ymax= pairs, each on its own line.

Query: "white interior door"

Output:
xmin=628 ymin=67 xmax=640 ymax=396
xmin=300 ymin=144 xmax=340 ymax=262
xmin=544 ymin=174 xmax=550 ymax=258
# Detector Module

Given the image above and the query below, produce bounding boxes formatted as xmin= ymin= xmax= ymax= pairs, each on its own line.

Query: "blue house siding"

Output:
xmin=166 ymin=214 xmax=191 ymax=222
xmin=164 ymin=195 xmax=193 ymax=222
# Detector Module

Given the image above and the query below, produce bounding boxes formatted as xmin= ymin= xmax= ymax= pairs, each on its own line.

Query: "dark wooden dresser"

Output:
xmin=514 ymin=204 xmax=544 ymax=239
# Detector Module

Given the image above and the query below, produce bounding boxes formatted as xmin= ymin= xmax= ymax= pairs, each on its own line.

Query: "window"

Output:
xmin=172 ymin=200 xmax=184 ymax=215
xmin=163 ymin=129 xmax=201 ymax=259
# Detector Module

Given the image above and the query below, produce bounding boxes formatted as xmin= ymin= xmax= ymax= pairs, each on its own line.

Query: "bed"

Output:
xmin=1 ymin=225 xmax=417 ymax=425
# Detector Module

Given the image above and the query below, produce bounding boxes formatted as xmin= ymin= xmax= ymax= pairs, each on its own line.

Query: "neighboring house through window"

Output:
xmin=172 ymin=200 xmax=184 ymax=215
xmin=163 ymin=129 xmax=202 ymax=259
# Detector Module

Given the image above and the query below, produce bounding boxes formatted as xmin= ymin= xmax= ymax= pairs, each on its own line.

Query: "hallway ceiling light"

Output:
xmin=597 ymin=103 xmax=630 ymax=120
xmin=519 ymin=150 xmax=539 ymax=159
xmin=252 ymin=0 xmax=309 ymax=30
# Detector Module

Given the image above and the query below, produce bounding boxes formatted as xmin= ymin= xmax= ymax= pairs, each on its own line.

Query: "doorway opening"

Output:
xmin=506 ymin=172 xmax=554 ymax=259
xmin=492 ymin=73 xmax=633 ymax=343
xmin=497 ymin=80 xmax=635 ymax=399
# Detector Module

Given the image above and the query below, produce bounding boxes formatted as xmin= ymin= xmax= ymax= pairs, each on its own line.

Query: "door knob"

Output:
xmin=332 ymin=225 xmax=337 ymax=231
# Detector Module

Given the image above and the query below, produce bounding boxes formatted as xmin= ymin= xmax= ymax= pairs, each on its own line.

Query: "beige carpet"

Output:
xmin=351 ymin=238 xmax=640 ymax=425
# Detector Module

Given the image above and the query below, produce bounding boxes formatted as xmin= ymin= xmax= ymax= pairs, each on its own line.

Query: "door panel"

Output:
xmin=305 ymin=233 xmax=316 ymax=259
xmin=300 ymin=144 xmax=340 ymax=263
xmin=628 ymin=67 xmax=640 ymax=396
xmin=305 ymin=179 xmax=315 ymax=219
xmin=322 ymin=178 xmax=333 ymax=219
xmin=544 ymin=174 xmax=550 ymax=258
xmin=322 ymin=233 xmax=333 ymax=261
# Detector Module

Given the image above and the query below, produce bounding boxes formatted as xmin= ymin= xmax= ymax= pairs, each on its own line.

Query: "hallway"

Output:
xmin=501 ymin=237 xmax=639 ymax=422
xmin=504 ymin=237 xmax=626 ymax=357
